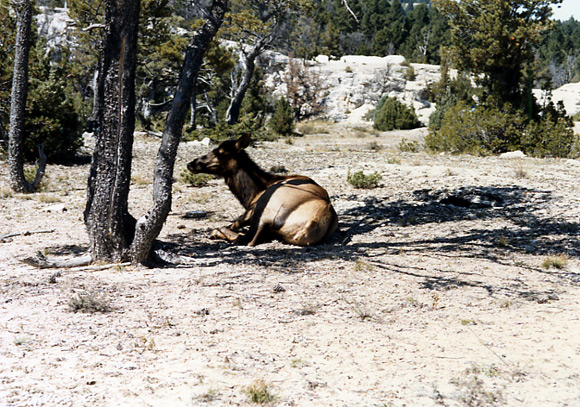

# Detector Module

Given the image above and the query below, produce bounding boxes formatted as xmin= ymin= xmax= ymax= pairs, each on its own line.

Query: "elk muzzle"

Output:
xmin=187 ymin=153 xmax=216 ymax=174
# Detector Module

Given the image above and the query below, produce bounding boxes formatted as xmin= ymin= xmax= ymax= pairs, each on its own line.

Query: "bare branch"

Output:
xmin=342 ymin=0 xmax=359 ymax=23
xmin=0 ymin=229 xmax=55 ymax=243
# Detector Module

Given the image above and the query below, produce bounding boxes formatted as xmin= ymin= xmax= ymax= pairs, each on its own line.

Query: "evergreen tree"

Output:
xmin=436 ymin=0 xmax=559 ymax=109
xmin=269 ymin=96 xmax=294 ymax=136
xmin=372 ymin=0 xmax=407 ymax=55
xmin=400 ymin=3 xmax=429 ymax=61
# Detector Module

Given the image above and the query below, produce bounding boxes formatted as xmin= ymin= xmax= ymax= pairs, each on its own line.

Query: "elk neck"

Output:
xmin=223 ymin=151 xmax=284 ymax=209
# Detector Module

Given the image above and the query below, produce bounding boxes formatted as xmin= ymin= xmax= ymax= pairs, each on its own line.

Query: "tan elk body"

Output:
xmin=187 ymin=134 xmax=338 ymax=246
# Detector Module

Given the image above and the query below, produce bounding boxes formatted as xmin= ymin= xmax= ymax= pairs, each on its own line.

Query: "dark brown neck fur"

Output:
xmin=223 ymin=150 xmax=285 ymax=209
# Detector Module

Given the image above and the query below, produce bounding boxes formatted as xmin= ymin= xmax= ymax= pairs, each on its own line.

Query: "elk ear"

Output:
xmin=235 ymin=133 xmax=251 ymax=151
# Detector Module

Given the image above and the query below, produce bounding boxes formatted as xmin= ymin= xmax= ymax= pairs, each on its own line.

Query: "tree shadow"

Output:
xmin=162 ymin=185 xmax=580 ymax=295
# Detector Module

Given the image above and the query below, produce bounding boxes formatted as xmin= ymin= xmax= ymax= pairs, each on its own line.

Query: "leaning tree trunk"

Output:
xmin=225 ymin=40 xmax=267 ymax=125
xmin=84 ymin=0 xmax=140 ymax=262
xmin=129 ymin=0 xmax=229 ymax=265
xmin=8 ymin=0 xmax=46 ymax=193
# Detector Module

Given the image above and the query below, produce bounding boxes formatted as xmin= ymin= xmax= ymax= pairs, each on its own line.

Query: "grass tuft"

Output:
xmin=69 ymin=292 xmax=112 ymax=313
xmin=542 ymin=255 xmax=568 ymax=270
xmin=245 ymin=380 xmax=276 ymax=404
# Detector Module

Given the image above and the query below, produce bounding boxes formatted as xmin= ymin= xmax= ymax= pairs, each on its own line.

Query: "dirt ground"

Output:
xmin=1 ymin=125 xmax=580 ymax=407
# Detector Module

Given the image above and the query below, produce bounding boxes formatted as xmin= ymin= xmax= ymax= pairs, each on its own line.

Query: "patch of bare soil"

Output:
xmin=1 ymin=125 xmax=580 ymax=406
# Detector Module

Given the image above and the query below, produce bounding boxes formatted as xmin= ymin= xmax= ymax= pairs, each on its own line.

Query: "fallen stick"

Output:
xmin=1 ymin=229 xmax=55 ymax=243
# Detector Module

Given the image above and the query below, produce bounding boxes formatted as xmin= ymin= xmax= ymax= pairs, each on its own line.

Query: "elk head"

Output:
xmin=187 ymin=133 xmax=251 ymax=176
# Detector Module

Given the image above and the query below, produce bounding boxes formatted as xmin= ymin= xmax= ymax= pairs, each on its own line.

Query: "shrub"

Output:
xmin=180 ymin=170 xmax=213 ymax=187
xmin=427 ymin=99 xmax=578 ymax=158
xmin=426 ymin=101 xmax=525 ymax=155
xmin=347 ymin=169 xmax=382 ymax=188
xmin=269 ymin=97 xmax=295 ymax=136
xmin=520 ymin=102 xmax=577 ymax=158
xmin=428 ymin=92 xmax=459 ymax=132
xmin=404 ymin=65 xmax=416 ymax=81
xmin=398 ymin=138 xmax=420 ymax=152
xmin=373 ymin=97 xmax=419 ymax=131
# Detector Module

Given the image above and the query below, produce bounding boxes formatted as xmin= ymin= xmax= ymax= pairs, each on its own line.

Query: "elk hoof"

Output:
xmin=210 ymin=228 xmax=228 ymax=240
xmin=210 ymin=227 xmax=239 ymax=242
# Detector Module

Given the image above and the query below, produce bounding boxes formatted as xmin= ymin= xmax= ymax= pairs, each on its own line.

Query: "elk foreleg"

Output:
xmin=209 ymin=209 xmax=253 ymax=242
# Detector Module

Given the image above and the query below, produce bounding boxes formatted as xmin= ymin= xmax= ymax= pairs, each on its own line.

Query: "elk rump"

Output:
xmin=187 ymin=133 xmax=338 ymax=246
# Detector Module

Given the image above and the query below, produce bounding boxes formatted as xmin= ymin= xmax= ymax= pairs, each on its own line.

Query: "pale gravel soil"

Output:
xmin=1 ymin=125 xmax=580 ymax=407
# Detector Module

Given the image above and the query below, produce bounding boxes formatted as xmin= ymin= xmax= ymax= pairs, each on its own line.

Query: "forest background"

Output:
xmin=2 ymin=0 xmax=580 ymax=163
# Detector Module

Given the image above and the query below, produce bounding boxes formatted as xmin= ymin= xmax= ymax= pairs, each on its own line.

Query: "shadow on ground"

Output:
xmin=161 ymin=185 xmax=580 ymax=296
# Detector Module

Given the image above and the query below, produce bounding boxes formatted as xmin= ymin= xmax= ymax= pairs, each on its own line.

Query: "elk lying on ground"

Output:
xmin=187 ymin=133 xmax=338 ymax=246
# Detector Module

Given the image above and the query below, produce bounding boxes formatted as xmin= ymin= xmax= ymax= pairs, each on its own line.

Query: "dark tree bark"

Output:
xmin=8 ymin=0 xmax=46 ymax=193
xmin=129 ymin=0 xmax=229 ymax=265
xmin=84 ymin=0 xmax=141 ymax=262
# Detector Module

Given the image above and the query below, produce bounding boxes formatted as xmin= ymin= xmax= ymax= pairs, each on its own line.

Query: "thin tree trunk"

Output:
xmin=87 ymin=68 xmax=100 ymax=132
xmin=130 ymin=0 xmax=228 ymax=265
xmin=225 ymin=42 xmax=265 ymax=125
xmin=8 ymin=0 xmax=45 ymax=193
xmin=84 ymin=0 xmax=140 ymax=262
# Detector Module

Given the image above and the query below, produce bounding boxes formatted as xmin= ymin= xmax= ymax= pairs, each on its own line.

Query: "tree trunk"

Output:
xmin=87 ymin=68 xmax=100 ymax=132
xmin=129 ymin=0 xmax=229 ymax=265
xmin=225 ymin=42 xmax=264 ymax=125
xmin=8 ymin=0 xmax=45 ymax=193
xmin=84 ymin=0 xmax=140 ymax=262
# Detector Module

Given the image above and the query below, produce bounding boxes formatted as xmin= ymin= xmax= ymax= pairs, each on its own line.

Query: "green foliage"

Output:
xmin=347 ymin=169 xmax=382 ymax=189
xmin=300 ymin=0 xmax=449 ymax=63
xmin=24 ymin=59 xmax=83 ymax=162
xmin=373 ymin=97 xmax=419 ymax=131
xmin=426 ymin=101 xmax=526 ymax=155
xmin=404 ymin=65 xmax=416 ymax=81
xmin=187 ymin=113 xmax=277 ymax=143
xmin=428 ymin=73 xmax=476 ymax=131
xmin=520 ymin=102 xmax=577 ymax=157
xmin=426 ymin=99 xmax=577 ymax=157
xmin=269 ymin=97 xmax=295 ymax=136
xmin=536 ymin=18 xmax=580 ymax=87
xmin=136 ymin=0 xmax=187 ymax=130
xmin=180 ymin=170 xmax=213 ymax=187
xmin=436 ymin=0 xmax=557 ymax=108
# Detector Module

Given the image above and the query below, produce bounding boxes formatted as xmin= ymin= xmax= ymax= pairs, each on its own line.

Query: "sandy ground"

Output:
xmin=1 ymin=125 xmax=580 ymax=406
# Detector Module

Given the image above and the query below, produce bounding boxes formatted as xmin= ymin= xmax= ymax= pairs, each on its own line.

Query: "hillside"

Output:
xmin=33 ymin=6 xmax=580 ymax=129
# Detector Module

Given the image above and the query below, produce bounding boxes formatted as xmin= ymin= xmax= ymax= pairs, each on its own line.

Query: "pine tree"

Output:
xmin=436 ymin=0 xmax=560 ymax=108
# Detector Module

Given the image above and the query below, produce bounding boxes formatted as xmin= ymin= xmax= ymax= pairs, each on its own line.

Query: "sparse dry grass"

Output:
xmin=245 ymin=380 xmax=276 ymax=404
xmin=542 ymin=255 xmax=568 ymax=270
xmin=37 ymin=194 xmax=62 ymax=204
xmin=68 ymin=291 xmax=113 ymax=314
